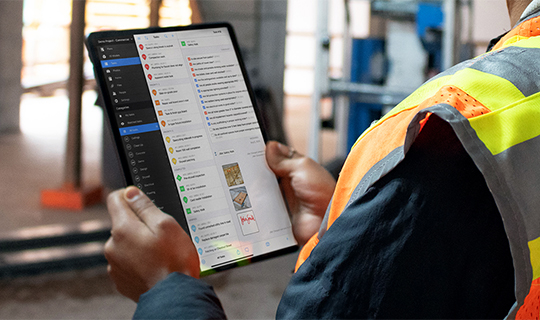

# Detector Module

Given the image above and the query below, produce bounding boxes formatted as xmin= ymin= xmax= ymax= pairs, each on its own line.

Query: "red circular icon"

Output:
xmin=145 ymin=64 xmax=149 ymax=70
xmin=142 ymin=54 xmax=147 ymax=60
xmin=139 ymin=44 xmax=144 ymax=50
xmin=148 ymin=74 xmax=152 ymax=80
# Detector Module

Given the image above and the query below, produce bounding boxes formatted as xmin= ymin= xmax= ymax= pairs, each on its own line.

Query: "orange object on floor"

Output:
xmin=40 ymin=185 xmax=103 ymax=211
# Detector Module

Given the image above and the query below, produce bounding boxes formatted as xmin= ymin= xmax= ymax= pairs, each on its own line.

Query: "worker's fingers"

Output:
xmin=266 ymin=141 xmax=303 ymax=177
xmin=122 ymin=186 xmax=170 ymax=233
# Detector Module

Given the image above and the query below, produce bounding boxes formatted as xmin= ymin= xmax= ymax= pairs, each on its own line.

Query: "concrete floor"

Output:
xmin=0 ymin=91 xmax=336 ymax=319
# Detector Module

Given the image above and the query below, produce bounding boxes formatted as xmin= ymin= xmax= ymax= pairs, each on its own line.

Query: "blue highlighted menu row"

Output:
xmin=102 ymin=57 xmax=141 ymax=68
xmin=120 ymin=122 xmax=160 ymax=136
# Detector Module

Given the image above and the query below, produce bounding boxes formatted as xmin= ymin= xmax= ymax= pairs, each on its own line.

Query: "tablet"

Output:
xmin=86 ymin=23 xmax=298 ymax=275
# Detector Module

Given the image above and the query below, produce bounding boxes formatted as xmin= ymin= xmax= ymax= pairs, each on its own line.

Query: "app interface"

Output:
xmin=93 ymin=27 xmax=296 ymax=272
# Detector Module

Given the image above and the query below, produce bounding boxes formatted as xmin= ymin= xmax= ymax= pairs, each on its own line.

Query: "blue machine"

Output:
xmin=347 ymin=38 xmax=386 ymax=150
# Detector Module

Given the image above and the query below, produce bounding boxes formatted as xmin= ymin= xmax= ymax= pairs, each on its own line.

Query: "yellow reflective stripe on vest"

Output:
xmin=447 ymin=68 xmax=525 ymax=112
xmin=506 ymin=34 xmax=540 ymax=49
xmin=529 ymin=237 xmax=540 ymax=280
xmin=470 ymin=91 xmax=540 ymax=155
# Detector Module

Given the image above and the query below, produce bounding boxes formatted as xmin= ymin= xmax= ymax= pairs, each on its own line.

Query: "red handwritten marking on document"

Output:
xmin=240 ymin=213 xmax=256 ymax=225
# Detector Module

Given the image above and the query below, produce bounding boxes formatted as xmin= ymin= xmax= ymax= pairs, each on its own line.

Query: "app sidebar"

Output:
xmin=95 ymin=36 xmax=188 ymax=231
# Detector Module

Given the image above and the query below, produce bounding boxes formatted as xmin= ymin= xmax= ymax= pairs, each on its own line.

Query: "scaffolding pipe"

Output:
xmin=308 ymin=0 xmax=330 ymax=161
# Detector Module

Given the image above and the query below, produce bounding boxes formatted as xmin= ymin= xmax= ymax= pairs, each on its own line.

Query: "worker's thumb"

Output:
xmin=265 ymin=141 xmax=298 ymax=177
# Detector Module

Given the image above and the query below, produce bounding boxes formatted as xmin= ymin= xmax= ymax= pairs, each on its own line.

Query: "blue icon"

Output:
xmin=202 ymin=106 xmax=206 ymax=109
xmin=201 ymin=259 xmax=205 ymax=265
xmin=208 ymin=123 xmax=211 ymax=126
xmin=199 ymin=95 xmax=202 ymax=98
xmin=195 ymin=236 xmax=199 ymax=243
xmin=201 ymin=100 xmax=204 ymax=104
xmin=196 ymin=84 xmax=199 ymax=87
xmin=198 ymin=248 xmax=203 ymax=255
xmin=197 ymin=89 xmax=200 ymax=93
xmin=191 ymin=225 xmax=196 ymax=232
xmin=266 ymin=242 xmax=270 ymax=247
xmin=206 ymin=117 xmax=209 ymax=120
xmin=194 ymin=79 xmax=198 ymax=82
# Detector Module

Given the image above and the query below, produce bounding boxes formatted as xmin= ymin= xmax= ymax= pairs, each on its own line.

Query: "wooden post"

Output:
xmin=189 ymin=0 xmax=203 ymax=24
xmin=41 ymin=0 xmax=102 ymax=210
xmin=150 ymin=0 xmax=163 ymax=27
xmin=65 ymin=0 xmax=85 ymax=189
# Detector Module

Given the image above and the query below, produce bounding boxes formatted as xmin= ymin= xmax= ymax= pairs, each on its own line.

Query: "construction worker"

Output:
xmin=105 ymin=0 xmax=540 ymax=318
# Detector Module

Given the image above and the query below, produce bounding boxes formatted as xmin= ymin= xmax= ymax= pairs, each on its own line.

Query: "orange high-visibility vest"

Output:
xmin=297 ymin=13 xmax=540 ymax=319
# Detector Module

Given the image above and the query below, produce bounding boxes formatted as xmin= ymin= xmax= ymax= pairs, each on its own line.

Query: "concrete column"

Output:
xmin=0 ymin=0 xmax=23 ymax=133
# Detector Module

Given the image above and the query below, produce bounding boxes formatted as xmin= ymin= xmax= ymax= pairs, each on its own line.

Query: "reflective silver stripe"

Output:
xmin=317 ymin=199 xmax=332 ymax=239
xmin=470 ymin=46 xmax=540 ymax=97
xmin=344 ymin=147 xmax=406 ymax=211
xmin=493 ymin=135 xmax=540 ymax=242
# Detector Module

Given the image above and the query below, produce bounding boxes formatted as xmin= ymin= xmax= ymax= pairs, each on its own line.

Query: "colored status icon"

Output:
xmin=183 ymin=196 xmax=188 ymax=204
xmin=180 ymin=186 xmax=185 ymax=192
xmin=142 ymin=54 xmax=147 ymax=60
xmin=172 ymin=158 xmax=177 ymax=165
xmin=191 ymin=225 xmax=196 ymax=232
xmin=187 ymin=208 xmax=192 ymax=214
xmin=181 ymin=41 xmax=186 ymax=46
xmin=161 ymin=120 xmax=166 ymax=127
xmin=139 ymin=44 xmax=144 ymax=50
xmin=197 ymin=248 xmax=203 ymax=255
xmin=145 ymin=64 xmax=150 ymax=70
xmin=187 ymin=57 xmax=191 ymax=61
xmin=147 ymin=74 xmax=152 ymax=80
xmin=158 ymin=110 xmax=163 ymax=116
xmin=194 ymin=236 xmax=199 ymax=243
xmin=155 ymin=100 xmax=160 ymax=106
xmin=152 ymin=89 xmax=157 ymax=95
xmin=176 ymin=175 xmax=182 ymax=182
xmin=166 ymin=137 xmax=171 ymax=143
xmin=168 ymin=147 xmax=174 ymax=154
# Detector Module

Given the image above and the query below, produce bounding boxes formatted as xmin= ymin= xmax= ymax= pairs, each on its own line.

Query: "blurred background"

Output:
xmin=0 ymin=0 xmax=510 ymax=318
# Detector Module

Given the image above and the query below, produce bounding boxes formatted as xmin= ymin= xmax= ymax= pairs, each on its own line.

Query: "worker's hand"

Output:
xmin=104 ymin=186 xmax=199 ymax=302
xmin=266 ymin=141 xmax=336 ymax=246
